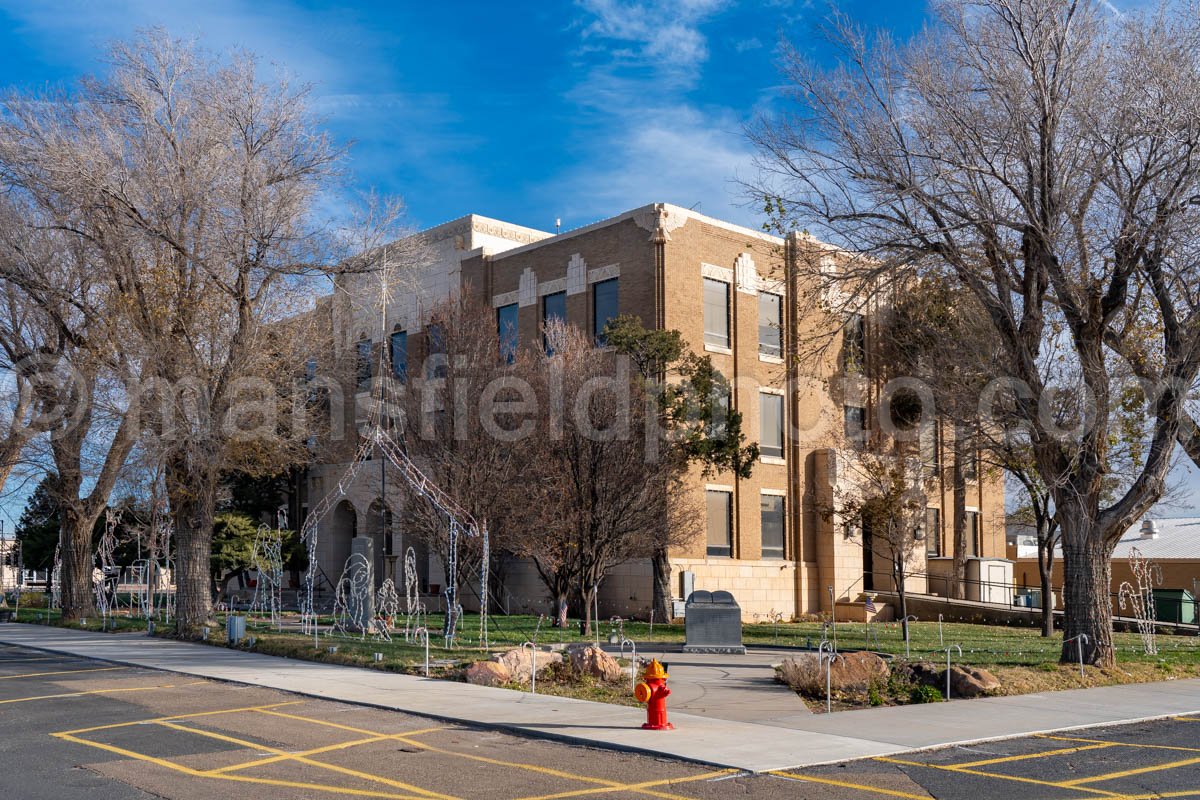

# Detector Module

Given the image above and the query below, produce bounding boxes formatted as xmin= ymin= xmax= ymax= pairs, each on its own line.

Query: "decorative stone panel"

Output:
xmin=518 ymin=267 xmax=538 ymax=307
xmin=566 ymin=253 xmax=587 ymax=296
xmin=735 ymin=252 xmax=758 ymax=295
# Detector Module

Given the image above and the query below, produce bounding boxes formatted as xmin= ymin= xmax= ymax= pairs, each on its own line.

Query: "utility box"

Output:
xmin=683 ymin=590 xmax=745 ymax=654
xmin=227 ymin=614 xmax=246 ymax=644
xmin=965 ymin=558 xmax=1013 ymax=605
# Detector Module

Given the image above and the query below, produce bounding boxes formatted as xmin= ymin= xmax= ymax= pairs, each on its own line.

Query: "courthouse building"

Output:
xmin=297 ymin=203 xmax=1006 ymax=620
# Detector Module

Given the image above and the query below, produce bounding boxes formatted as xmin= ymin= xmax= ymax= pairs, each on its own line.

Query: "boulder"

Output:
xmin=777 ymin=651 xmax=889 ymax=697
xmin=465 ymin=660 xmax=512 ymax=687
xmin=566 ymin=644 xmax=624 ymax=682
xmin=893 ymin=660 xmax=942 ymax=688
xmin=945 ymin=665 xmax=1001 ymax=698
xmin=494 ymin=647 xmax=562 ymax=682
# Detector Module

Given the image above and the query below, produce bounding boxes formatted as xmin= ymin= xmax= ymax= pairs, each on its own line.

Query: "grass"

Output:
xmin=7 ymin=607 xmax=1199 ymax=709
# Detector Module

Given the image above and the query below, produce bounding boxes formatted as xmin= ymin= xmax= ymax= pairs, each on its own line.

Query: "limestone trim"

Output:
xmin=761 ymin=488 xmax=788 ymax=496
xmin=587 ymin=263 xmax=621 ymax=283
xmin=705 ymin=483 xmax=734 ymax=492
xmin=761 ymin=456 xmax=787 ymax=466
xmin=518 ymin=268 xmax=538 ymax=308
xmin=701 ymin=263 xmax=733 ymax=283
xmin=633 ymin=203 xmax=688 ymax=242
xmin=704 ymin=344 xmax=733 ymax=355
xmin=567 ymin=253 xmax=587 ymax=296
xmin=735 ymin=253 xmax=758 ymax=296
xmin=538 ymin=277 xmax=567 ymax=296
xmin=759 ymin=386 xmax=785 ymax=396
xmin=759 ymin=354 xmax=785 ymax=365
xmin=492 ymin=290 xmax=518 ymax=308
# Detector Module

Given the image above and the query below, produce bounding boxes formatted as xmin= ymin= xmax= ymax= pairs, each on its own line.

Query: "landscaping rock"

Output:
xmin=894 ymin=660 xmax=942 ymax=688
xmin=945 ymin=665 xmax=1001 ymax=698
xmin=566 ymin=644 xmax=623 ymax=682
xmin=494 ymin=647 xmax=562 ymax=682
xmin=465 ymin=660 xmax=511 ymax=687
xmin=777 ymin=651 xmax=889 ymax=697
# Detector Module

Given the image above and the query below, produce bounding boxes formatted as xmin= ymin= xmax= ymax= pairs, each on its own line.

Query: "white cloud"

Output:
xmin=577 ymin=0 xmax=729 ymax=69
xmin=733 ymin=36 xmax=763 ymax=53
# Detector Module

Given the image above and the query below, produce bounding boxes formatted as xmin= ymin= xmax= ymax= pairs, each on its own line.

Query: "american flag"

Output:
xmin=865 ymin=596 xmax=877 ymax=614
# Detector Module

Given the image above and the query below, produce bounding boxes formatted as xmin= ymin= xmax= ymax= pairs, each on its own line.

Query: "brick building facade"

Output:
xmin=297 ymin=203 xmax=1006 ymax=621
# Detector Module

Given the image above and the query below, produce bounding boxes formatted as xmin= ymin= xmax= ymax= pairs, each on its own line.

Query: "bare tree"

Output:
xmin=751 ymin=0 xmax=1200 ymax=666
xmin=0 ymin=30 xmax=397 ymax=633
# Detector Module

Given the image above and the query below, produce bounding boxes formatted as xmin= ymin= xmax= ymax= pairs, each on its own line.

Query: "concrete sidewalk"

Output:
xmin=3 ymin=623 xmax=1198 ymax=773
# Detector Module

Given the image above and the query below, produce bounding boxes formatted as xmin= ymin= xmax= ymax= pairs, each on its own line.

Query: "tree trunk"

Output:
xmin=951 ymin=428 xmax=967 ymax=600
xmin=1059 ymin=526 xmax=1115 ymax=667
xmin=57 ymin=507 xmax=96 ymax=622
xmin=1038 ymin=523 xmax=1056 ymax=638
xmin=651 ymin=546 xmax=672 ymax=623
xmin=171 ymin=479 xmax=216 ymax=636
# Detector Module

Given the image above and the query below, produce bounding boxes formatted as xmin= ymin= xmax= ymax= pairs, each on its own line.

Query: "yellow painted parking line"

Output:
xmin=1171 ymin=717 xmax=1200 ymax=723
xmin=1058 ymin=755 xmax=1200 ymax=787
xmin=514 ymin=769 xmax=735 ymax=800
xmin=769 ymin=770 xmax=932 ymax=800
xmin=1 ymin=681 xmax=205 ymax=705
xmin=53 ymin=732 xmax=437 ymax=800
xmin=1038 ymin=734 xmax=1200 ymax=754
xmin=208 ymin=727 xmax=445 ymax=775
xmin=157 ymin=721 xmax=455 ymax=800
xmin=951 ymin=742 xmax=1119 ymax=768
xmin=254 ymin=709 xmax=711 ymax=800
xmin=875 ymin=757 xmax=1128 ymax=798
xmin=0 ymin=666 xmax=123 ymax=680
xmin=54 ymin=700 xmax=301 ymax=736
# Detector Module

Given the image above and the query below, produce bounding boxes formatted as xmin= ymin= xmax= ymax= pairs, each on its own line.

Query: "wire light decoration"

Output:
xmin=329 ymin=552 xmax=375 ymax=638
xmin=1119 ymin=546 xmax=1163 ymax=655
xmin=93 ymin=510 xmax=119 ymax=626
xmin=249 ymin=524 xmax=284 ymax=629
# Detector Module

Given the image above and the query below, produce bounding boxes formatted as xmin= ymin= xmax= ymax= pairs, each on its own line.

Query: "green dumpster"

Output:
xmin=1152 ymin=589 xmax=1196 ymax=625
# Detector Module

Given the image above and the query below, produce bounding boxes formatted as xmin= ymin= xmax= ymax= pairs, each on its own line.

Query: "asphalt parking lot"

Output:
xmin=2 ymin=643 xmax=1199 ymax=800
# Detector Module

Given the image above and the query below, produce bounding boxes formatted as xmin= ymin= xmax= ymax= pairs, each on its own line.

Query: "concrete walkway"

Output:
xmin=3 ymin=623 xmax=1199 ymax=774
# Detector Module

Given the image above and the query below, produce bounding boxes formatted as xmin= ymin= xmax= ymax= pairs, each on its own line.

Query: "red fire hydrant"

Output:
xmin=634 ymin=659 xmax=673 ymax=730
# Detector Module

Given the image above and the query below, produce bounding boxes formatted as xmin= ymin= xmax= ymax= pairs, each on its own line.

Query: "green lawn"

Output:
xmin=10 ymin=607 xmax=1199 ymax=670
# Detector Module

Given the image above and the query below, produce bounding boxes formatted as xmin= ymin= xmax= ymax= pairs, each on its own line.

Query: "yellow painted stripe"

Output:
xmin=769 ymin=770 xmax=933 ymax=800
xmin=158 ymin=721 xmax=455 ymax=800
xmin=875 ymin=757 xmax=1128 ymax=798
xmin=0 ymin=666 xmax=122 ymax=680
xmin=52 ymin=733 xmax=435 ymax=800
xmin=1038 ymin=734 xmax=1200 ymax=755
xmin=1171 ymin=717 xmax=1200 ymax=723
xmin=0 ymin=681 xmax=204 ymax=705
xmin=254 ymin=709 xmax=708 ymax=800
xmin=514 ymin=769 xmax=735 ymax=800
xmin=1059 ymin=755 xmax=1200 ymax=787
xmin=54 ymin=700 xmax=300 ymax=736
xmin=208 ymin=727 xmax=444 ymax=775
xmin=952 ymin=742 xmax=1118 ymax=768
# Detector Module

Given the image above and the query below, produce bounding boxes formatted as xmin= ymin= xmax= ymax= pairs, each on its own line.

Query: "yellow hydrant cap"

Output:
xmin=642 ymin=659 xmax=668 ymax=680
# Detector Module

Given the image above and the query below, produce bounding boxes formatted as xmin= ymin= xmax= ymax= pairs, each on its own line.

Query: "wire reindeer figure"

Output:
xmin=1119 ymin=547 xmax=1163 ymax=655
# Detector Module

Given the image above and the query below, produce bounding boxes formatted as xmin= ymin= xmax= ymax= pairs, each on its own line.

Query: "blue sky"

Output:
xmin=0 ymin=0 xmax=1195 ymax=520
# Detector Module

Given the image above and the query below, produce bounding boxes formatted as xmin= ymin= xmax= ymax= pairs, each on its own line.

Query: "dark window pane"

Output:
xmin=965 ymin=511 xmax=979 ymax=557
xmin=759 ymin=292 xmax=782 ymax=357
xmin=426 ymin=323 xmax=446 ymax=379
xmin=356 ymin=339 xmax=372 ymax=390
xmin=925 ymin=507 xmax=941 ymax=557
xmin=592 ymin=278 xmax=619 ymax=345
xmin=703 ymin=278 xmax=730 ymax=348
xmin=760 ymin=393 xmax=784 ymax=458
xmin=844 ymin=313 xmax=865 ymax=373
xmin=497 ymin=303 xmax=519 ymax=364
xmin=390 ymin=331 xmax=408 ymax=382
xmin=543 ymin=291 xmax=566 ymax=353
xmin=921 ymin=419 xmax=940 ymax=473
xmin=761 ymin=494 xmax=785 ymax=559
xmin=706 ymin=490 xmax=732 ymax=557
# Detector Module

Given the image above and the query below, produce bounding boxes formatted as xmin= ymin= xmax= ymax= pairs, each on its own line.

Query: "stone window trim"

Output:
xmin=587 ymin=263 xmax=621 ymax=284
xmin=761 ymin=488 xmax=787 ymax=496
xmin=760 ymin=456 xmax=787 ymax=466
xmin=492 ymin=290 xmax=518 ymax=308
xmin=705 ymin=483 xmax=734 ymax=492
xmin=703 ymin=344 xmax=733 ymax=355
xmin=759 ymin=353 xmax=785 ymax=364
xmin=759 ymin=386 xmax=785 ymax=396
xmin=701 ymin=262 xmax=734 ymax=283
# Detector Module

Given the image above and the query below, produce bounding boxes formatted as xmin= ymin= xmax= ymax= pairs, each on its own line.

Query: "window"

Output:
xmin=844 ymin=405 xmax=867 ymax=443
xmin=426 ymin=323 xmax=446 ymax=379
xmin=844 ymin=312 xmax=865 ymax=372
xmin=920 ymin=419 xmax=941 ymax=473
xmin=709 ymin=387 xmax=731 ymax=438
xmin=389 ymin=331 xmax=408 ymax=382
xmin=760 ymin=392 xmax=784 ymax=459
xmin=355 ymin=339 xmax=372 ymax=390
xmin=706 ymin=489 xmax=732 ymax=557
xmin=965 ymin=510 xmax=980 ymax=557
xmin=925 ymin=507 xmax=941 ymax=557
xmin=761 ymin=494 xmax=785 ymax=559
xmin=964 ymin=449 xmax=979 ymax=483
xmin=758 ymin=292 xmax=782 ymax=357
xmin=703 ymin=278 xmax=730 ymax=348
xmin=542 ymin=291 xmax=566 ymax=353
xmin=592 ymin=278 xmax=619 ymax=344
xmin=304 ymin=357 xmax=317 ymax=383
xmin=497 ymin=303 xmax=519 ymax=364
